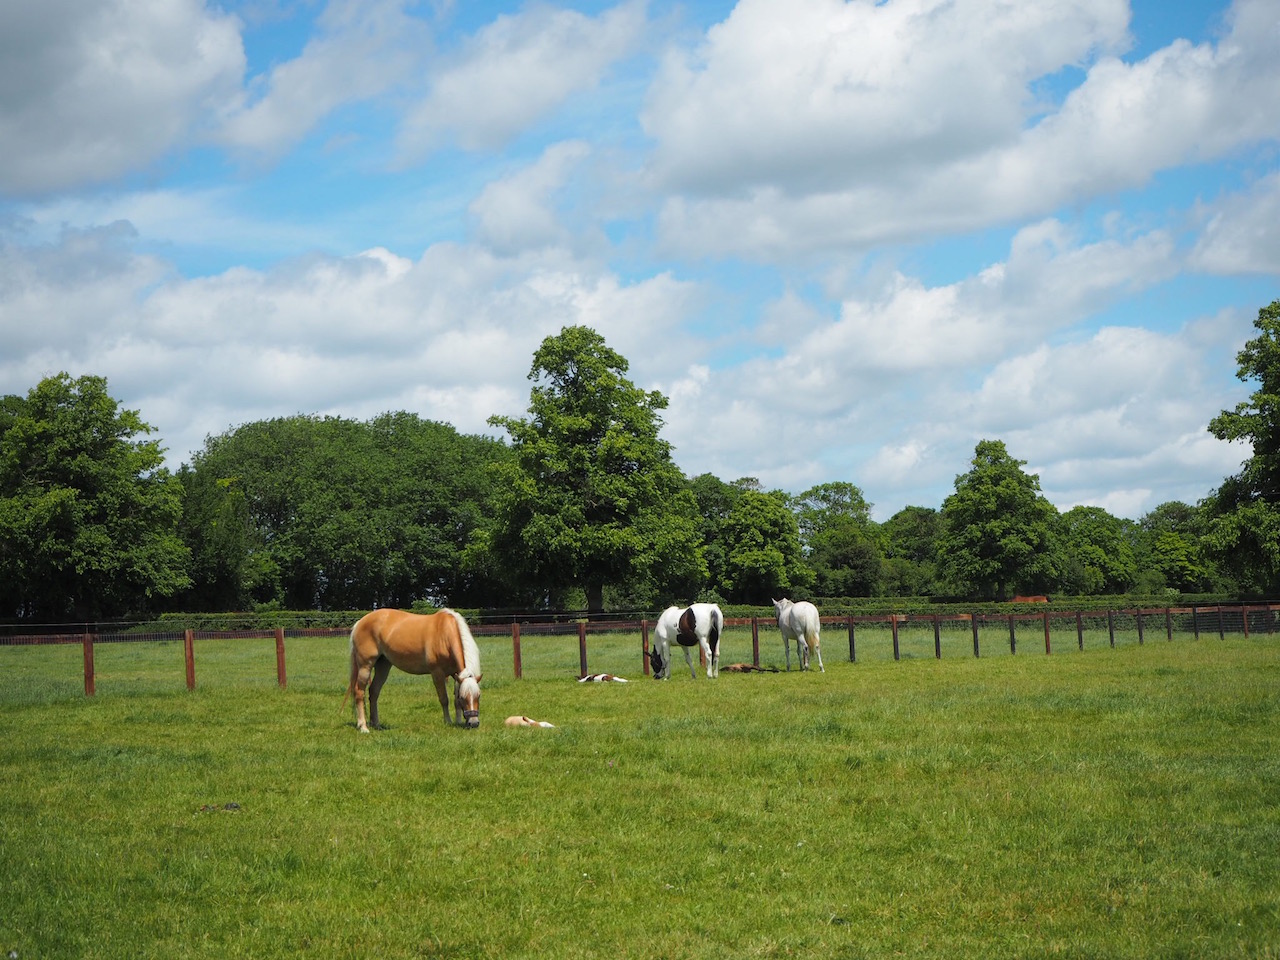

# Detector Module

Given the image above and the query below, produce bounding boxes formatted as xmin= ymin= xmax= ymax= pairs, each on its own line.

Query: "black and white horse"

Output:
xmin=650 ymin=603 xmax=724 ymax=679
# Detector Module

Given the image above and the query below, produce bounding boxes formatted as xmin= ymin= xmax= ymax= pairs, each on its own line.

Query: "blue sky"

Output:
xmin=2 ymin=0 xmax=1277 ymax=520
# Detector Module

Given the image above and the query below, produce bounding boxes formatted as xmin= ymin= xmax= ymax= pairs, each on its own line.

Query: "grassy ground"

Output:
xmin=1 ymin=631 xmax=1277 ymax=958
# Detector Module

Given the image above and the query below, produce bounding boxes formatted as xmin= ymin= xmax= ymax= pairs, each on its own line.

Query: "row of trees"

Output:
xmin=3 ymin=301 xmax=1278 ymax=620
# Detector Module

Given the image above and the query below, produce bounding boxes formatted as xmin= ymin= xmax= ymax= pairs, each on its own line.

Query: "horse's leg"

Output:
xmin=684 ymin=645 xmax=697 ymax=679
xmin=702 ymin=639 xmax=715 ymax=679
xmin=783 ymin=633 xmax=792 ymax=671
xmin=353 ymin=658 xmax=375 ymax=733
xmin=812 ymin=633 xmax=825 ymax=673
xmin=368 ymin=656 xmax=392 ymax=729
xmin=432 ymin=673 xmax=452 ymax=725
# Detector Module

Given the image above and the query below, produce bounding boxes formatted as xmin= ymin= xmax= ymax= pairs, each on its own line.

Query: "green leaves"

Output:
xmin=182 ymin=412 xmax=511 ymax=611
xmin=1204 ymin=300 xmax=1280 ymax=594
xmin=488 ymin=326 xmax=704 ymax=611
xmin=937 ymin=439 xmax=1061 ymax=600
xmin=0 ymin=373 xmax=190 ymax=619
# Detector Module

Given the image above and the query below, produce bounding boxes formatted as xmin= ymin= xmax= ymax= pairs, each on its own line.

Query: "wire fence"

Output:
xmin=0 ymin=603 xmax=1275 ymax=697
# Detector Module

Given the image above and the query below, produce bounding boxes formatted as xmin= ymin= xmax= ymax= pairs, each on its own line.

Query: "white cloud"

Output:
xmin=645 ymin=0 xmax=1130 ymax=193
xmin=217 ymin=0 xmax=429 ymax=156
xmin=0 ymin=225 xmax=700 ymax=467
xmin=655 ymin=223 xmax=1251 ymax=519
xmin=1190 ymin=171 xmax=1280 ymax=275
xmin=646 ymin=0 xmax=1280 ymax=258
xmin=468 ymin=141 xmax=592 ymax=255
xmin=0 ymin=0 xmax=245 ymax=195
xmin=396 ymin=0 xmax=646 ymax=160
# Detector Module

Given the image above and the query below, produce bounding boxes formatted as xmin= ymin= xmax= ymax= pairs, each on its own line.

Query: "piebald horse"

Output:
xmin=650 ymin=603 xmax=724 ymax=679
xmin=772 ymin=598 xmax=824 ymax=672
xmin=346 ymin=608 xmax=482 ymax=731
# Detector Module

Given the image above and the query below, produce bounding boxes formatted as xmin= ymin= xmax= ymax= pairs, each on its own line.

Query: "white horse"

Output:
xmin=650 ymin=603 xmax=724 ymax=679
xmin=773 ymin=598 xmax=824 ymax=672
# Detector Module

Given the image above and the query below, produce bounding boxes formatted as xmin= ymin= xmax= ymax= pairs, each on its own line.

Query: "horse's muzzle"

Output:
xmin=462 ymin=709 xmax=480 ymax=729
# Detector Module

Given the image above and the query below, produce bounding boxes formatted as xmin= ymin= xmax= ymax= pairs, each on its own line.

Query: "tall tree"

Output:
xmin=881 ymin=506 xmax=941 ymax=597
xmin=0 ymin=373 xmax=190 ymax=619
xmin=487 ymin=326 xmax=705 ymax=612
xmin=1204 ymin=299 xmax=1280 ymax=595
xmin=182 ymin=413 xmax=509 ymax=610
xmin=1136 ymin=501 xmax=1218 ymax=594
xmin=936 ymin=440 xmax=1061 ymax=600
xmin=794 ymin=482 xmax=882 ymax=597
xmin=688 ymin=472 xmax=743 ymax=594
xmin=718 ymin=489 xmax=811 ymax=603
xmin=1058 ymin=505 xmax=1136 ymax=595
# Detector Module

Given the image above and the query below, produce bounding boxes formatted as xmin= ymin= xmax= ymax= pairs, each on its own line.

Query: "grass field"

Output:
xmin=1 ymin=628 xmax=1278 ymax=959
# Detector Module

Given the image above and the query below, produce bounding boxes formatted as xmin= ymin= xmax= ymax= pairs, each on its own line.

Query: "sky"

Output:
xmin=2 ymin=0 xmax=1278 ymax=522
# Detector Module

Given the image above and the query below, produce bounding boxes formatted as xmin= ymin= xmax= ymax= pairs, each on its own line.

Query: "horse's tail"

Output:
xmin=708 ymin=604 xmax=723 ymax=655
xmin=342 ymin=621 xmax=359 ymax=711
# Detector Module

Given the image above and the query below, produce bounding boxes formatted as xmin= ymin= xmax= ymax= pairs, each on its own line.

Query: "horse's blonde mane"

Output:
xmin=444 ymin=608 xmax=482 ymax=695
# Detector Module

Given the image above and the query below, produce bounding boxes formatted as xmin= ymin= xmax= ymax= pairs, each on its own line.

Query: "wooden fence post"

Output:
xmin=1107 ymin=610 xmax=1115 ymax=648
xmin=933 ymin=614 xmax=942 ymax=659
xmin=274 ymin=627 xmax=287 ymax=688
xmin=82 ymin=632 xmax=95 ymax=697
xmin=1165 ymin=607 xmax=1173 ymax=641
xmin=1076 ymin=611 xmax=1084 ymax=651
xmin=640 ymin=620 xmax=650 ymax=676
xmin=1242 ymin=606 xmax=1250 ymax=640
xmin=512 ymin=623 xmax=523 ymax=680
xmin=1043 ymin=611 xmax=1051 ymax=655
xmin=577 ymin=622 xmax=588 ymax=677
xmin=1136 ymin=611 xmax=1144 ymax=646
xmin=1008 ymin=614 xmax=1016 ymax=655
xmin=971 ymin=614 xmax=980 ymax=658
xmin=184 ymin=629 xmax=196 ymax=690
xmin=1192 ymin=605 xmax=1200 ymax=640
xmin=891 ymin=615 xmax=900 ymax=661
xmin=751 ymin=618 xmax=760 ymax=667
xmin=1217 ymin=606 xmax=1225 ymax=641
xmin=847 ymin=616 xmax=856 ymax=663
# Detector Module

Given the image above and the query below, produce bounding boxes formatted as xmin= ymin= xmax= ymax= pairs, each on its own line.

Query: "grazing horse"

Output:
xmin=345 ymin=608 xmax=482 ymax=731
xmin=772 ymin=598 xmax=824 ymax=672
xmin=650 ymin=603 xmax=724 ymax=679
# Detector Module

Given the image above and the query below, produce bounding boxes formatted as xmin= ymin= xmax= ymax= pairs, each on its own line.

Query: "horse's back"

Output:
xmin=352 ymin=609 xmax=462 ymax=676
xmin=655 ymin=605 xmax=682 ymax=640
xmin=793 ymin=601 xmax=820 ymax=639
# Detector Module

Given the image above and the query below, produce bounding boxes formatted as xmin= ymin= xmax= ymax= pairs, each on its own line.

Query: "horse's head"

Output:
xmin=648 ymin=645 xmax=666 ymax=679
xmin=772 ymin=598 xmax=791 ymax=622
xmin=454 ymin=672 xmax=481 ymax=728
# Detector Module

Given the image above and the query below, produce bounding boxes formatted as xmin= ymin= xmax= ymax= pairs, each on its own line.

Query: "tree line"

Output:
xmin=3 ymin=301 xmax=1278 ymax=621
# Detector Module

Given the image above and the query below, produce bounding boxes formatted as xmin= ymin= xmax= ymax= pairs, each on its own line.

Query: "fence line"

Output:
xmin=1 ymin=604 xmax=1275 ymax=696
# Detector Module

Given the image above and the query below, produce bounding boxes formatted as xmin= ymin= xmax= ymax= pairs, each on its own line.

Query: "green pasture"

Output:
xmin=1 ymin=629 xmax=1277 ymax=959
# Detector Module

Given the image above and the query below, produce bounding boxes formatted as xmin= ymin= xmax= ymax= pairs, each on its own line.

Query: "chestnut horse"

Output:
xmin=346 ymin=608 xmax=482 ymax=731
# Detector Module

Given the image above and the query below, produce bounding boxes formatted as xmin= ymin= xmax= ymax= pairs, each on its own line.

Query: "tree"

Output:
xmin=936 ymin=440 xmax=1061 ymax=600
xmin=881 ymin=506 xmax=941 ymax=596
xmin=1058 ymin=506 xmax=1136 ymax=595
xmin=1204 ymin=299 xmax=1280 ymax=595
xmin=182 ymin=413 xmax=509 ymax=610
xmin=487 ymin=326 xmax=705 ymax=612
xmin=0 ymin=373 xmax=190 ymax=619
xmin=794 ymin=482 xmax=882 ymax=596
xmin=688 ymin=472 xmax=743 ymax=595
xmin=1135 ymin=501 xmax=1218 ymax=594
xmin=718 ymin=489 xmax=811 ymax=603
